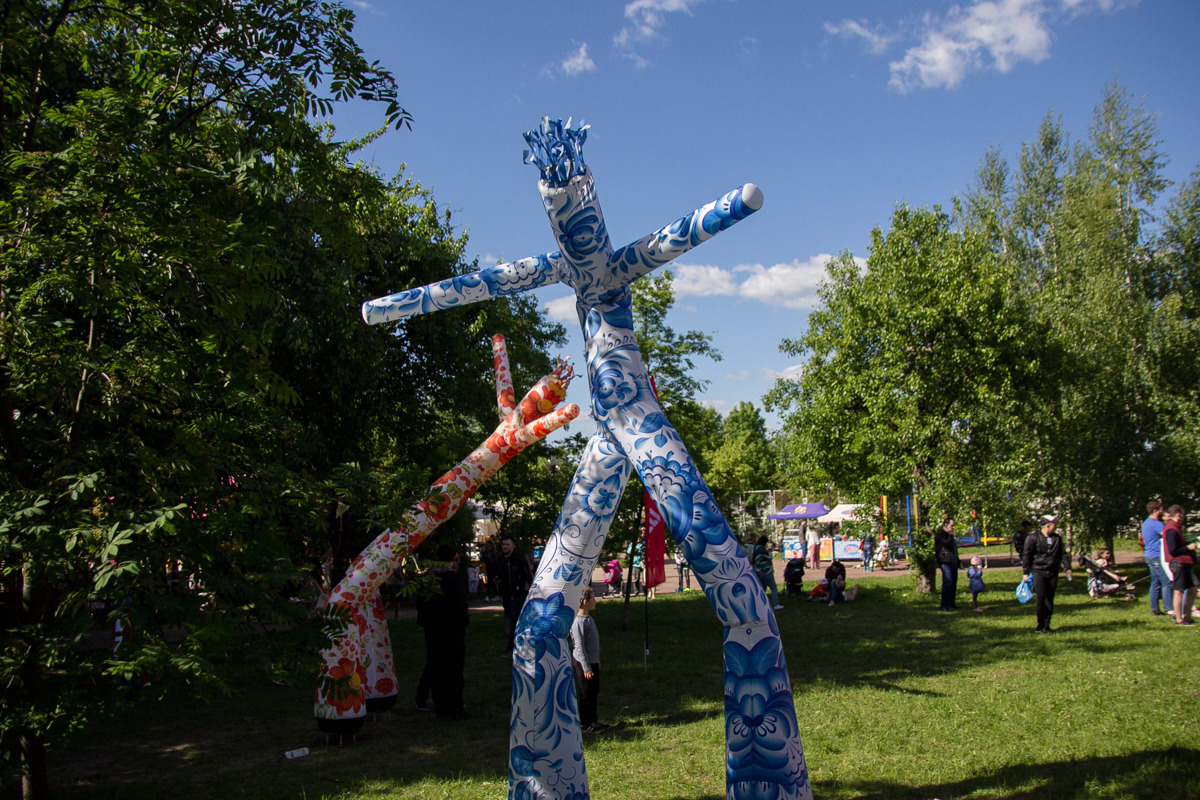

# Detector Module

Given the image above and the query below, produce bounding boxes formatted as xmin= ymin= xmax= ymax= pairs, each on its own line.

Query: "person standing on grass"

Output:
xmin=753 ymin=535 xmax=784 ymax=610
xmin=934 ymin=517 xmax=961 ymax=611
xmin=674 ymin=548 xmax=691 ymax=591
xmin=1141 ymin=501 xmax=1171 ymax=617
xmin=807 ymin=524 xmax=822 ymax=570
xmin=1021 ymin=514 xmax=1072 ymax=633
xmin=417 ymin=544 xmax=470 ymax=718
xmin=1162 ymin=505 xmax=1197 ymax=626
xmin=967 ymin=556 xmax=986 ymax=612
xmin=570 ymin=586 xmax=608 ymax=732
xmin=495 ymin=535 xmax=532 ymax=655
xmin=1013 ymin=520 xmax=1032 ymax=564
xmin=480 ymin=537 xmax=500 ymax=602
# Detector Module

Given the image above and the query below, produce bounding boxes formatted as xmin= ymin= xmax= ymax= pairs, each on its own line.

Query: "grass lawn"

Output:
xmin=43 ymin=563 xmax=1199 ymax=800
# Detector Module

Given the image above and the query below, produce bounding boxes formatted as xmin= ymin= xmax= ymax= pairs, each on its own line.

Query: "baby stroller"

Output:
xmin=1078 ymin=553 xmax=1136 ymax=601
xmin=783 ymin=558 xmax=806 ymax=596
xmin=602 ymin=559 xmax=623 ymax=597
xmin=873 ymin=540 xmax=891 ymax=570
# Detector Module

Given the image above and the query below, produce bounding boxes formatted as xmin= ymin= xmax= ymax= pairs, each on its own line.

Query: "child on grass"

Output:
xmin=968 ymin=556 xmax=986 ymax=612
xmin=571 ymin=586 xmax=608 ymax=732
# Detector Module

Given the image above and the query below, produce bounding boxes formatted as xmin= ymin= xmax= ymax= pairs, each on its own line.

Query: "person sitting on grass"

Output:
xmin=825 ymin=559 xmax=847 ymax=605
xmin=1091 ymin=549 xmax=1129 ymax=585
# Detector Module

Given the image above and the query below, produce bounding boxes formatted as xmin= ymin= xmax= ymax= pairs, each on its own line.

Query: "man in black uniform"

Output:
xmin=1021 ymin=514 xmax=1073 ymax=633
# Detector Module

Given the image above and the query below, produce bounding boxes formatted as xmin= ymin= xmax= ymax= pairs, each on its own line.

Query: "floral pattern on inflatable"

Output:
xmin=361 ymin=120 xmax=810 ymax=800
xmin=314 ymin=335 xmax=579 ymax=732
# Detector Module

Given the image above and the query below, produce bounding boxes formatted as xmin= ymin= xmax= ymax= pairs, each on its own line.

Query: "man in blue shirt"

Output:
xmin=1141 ymin=501 xmax=1169 ymax=616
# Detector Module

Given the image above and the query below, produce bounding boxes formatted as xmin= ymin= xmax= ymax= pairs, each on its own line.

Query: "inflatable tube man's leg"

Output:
xmin=508 ymin=431 xmax=632 ymax=800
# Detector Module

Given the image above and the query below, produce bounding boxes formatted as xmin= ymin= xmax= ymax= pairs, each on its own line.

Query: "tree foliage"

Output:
xmin=0 ymin=2 xmax=560 ymax=795
xmin=768 ymin=82 xmax=1200 ymax=580
xmin=766 ymin=209 xmax=1040 ymax=515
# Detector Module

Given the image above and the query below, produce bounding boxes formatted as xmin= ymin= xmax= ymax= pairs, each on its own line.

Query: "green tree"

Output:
xmin=704 ymin=402 xmax=779 ymax=534
xmin=766 ymin=209 xmax=1041 ymax=591
xmin=1010 ymin=84 xmax=1179 ymax=549
xmin=1146 ymin=170 xmax=1200 ymax=501
xmin=0 ymin=3 xmax=561 ymax=797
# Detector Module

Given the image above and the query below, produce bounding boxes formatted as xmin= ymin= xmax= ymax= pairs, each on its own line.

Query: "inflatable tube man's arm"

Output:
xmin=361 ymin=254 xmax=562 ymax=325
xmin=315 ymin=338 xmax=579 ymax=726
xmin=609 ymin=183 xmax=763 ymax=286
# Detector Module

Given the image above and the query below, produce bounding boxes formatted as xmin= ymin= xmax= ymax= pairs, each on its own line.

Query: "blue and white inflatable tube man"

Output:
xmin=362 ymin=118 xmax=810 ymax=800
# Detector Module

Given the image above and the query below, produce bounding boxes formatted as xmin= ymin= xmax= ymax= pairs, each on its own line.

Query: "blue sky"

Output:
xmin=332 ymin=0 xmax=1200 ymax=431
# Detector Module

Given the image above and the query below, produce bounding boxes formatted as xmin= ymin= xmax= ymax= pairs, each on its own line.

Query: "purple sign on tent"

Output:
xmin=767 ymin=502 xmax=831 ymax=520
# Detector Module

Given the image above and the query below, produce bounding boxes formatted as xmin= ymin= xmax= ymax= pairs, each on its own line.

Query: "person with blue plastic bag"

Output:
xmin=1016 ymin=574 xmax=1034 ymax=604
xmin=1020 ymin=514 xmax=1073 ymax=633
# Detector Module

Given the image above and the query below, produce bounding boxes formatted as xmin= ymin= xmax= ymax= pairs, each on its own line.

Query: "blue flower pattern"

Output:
xmin=361 ymin=119 xmax=808 ymax=800
xmin=507 ymin=121 xmax=809 ymax=800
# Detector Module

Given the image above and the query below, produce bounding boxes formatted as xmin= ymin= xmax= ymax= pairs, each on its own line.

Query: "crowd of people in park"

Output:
xmin=379 ymin=498 xmax=1199 ymax=722
xmin=924 ymin=501 xmax=1198 ymax=632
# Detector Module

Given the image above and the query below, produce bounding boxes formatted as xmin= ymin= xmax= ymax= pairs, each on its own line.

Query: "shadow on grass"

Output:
xmin=767 ymin=570 xmax=1163 ymax=697
xmin=817 ymin=747 xmax=1200 ymax=800
xmin=43 ymin=571 xmax=1186 ymax=800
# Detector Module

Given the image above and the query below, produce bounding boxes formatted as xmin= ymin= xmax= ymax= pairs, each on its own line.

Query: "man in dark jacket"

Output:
xmin=1021 ymin=514 xmax=1073 ymax=633
xmin=1012 ymin=520 xmax=1032 ymax=563
xmin=417 ymin=543 xmax=470 ymax=718
xmin=934 ymin=517 xmax=961 ymax=611
xmin=494 ymin=535 xmax=533 ymax=654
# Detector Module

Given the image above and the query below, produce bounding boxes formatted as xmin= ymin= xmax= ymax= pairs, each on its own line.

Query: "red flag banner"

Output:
xmin=644 ymin=492 xmax=667 ymax=588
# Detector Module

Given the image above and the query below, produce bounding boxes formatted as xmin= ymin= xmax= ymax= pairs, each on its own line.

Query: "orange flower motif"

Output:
xmin=326 ymin=657 xmax=366 ymax=715
xmin=374 ymin=677 xmax=396 ymax=696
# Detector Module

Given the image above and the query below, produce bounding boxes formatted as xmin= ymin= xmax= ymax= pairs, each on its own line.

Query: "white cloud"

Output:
xmin=726 ymin=369 xmax=753 ymax=381
xmin=890 ymin=0 xmax=1053 ymax=92
xmin=560 ymin=43 xmax=597 ymax=76
xmin=614 ymin=0 xmax=705 ymax=66
xmin=701 ymin=398 xmax=734 ymax=415
xmin=543 ymin=294 xmax=578 ymax=323
xmin=621 ymin=0 xmax=701 ymax=41
xmin=825 ymin=19 xmax=895 ymax=55
xmin=663 ymin=254 xmax=860 ymax=310
xmin=1060 ymin=0 xmax=1140 ymax=14
xmin=671 ymin=263 xmax=738 ymax=297
xmin=829 ymin=0 xmax=1137 ymax=93
xmin=761 ymin=364 xmax=805 ymax=382
xmin=736 ymin=255 xmax=844 ymax=310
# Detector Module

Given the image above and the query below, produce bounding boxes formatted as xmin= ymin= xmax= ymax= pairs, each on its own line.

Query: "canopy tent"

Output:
xmin=816 ymin=503 xmax=865 ymax=524
xmin=766 ymin=502 xmax=830 ymax=520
